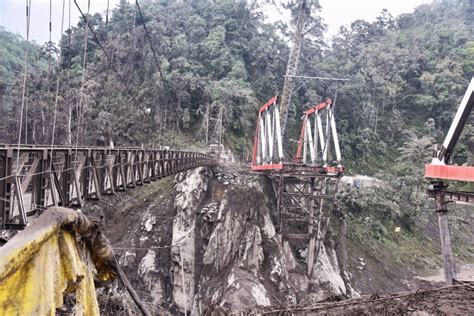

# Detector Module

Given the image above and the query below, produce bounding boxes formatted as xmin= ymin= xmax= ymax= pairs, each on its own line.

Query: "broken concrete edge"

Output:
xmin=0 ymin=206 xmax=115 ymax=283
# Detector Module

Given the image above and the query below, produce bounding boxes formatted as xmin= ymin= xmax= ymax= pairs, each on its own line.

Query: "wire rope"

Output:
xmin=75 ymin=0 xmax=90 ymax=151
xmin=16 ymin=0 xmax=32 ymax=176
xmin=67 ymin=0 xmax=73 ymax=146
xmin=135 ymin=0 xmax=177 ymax=147
xmin=73 ymin=0 xmax=151 ymax=121
xmin=43 ymin=0 xmax=53 ymax=143
xmin=105 ymin=0 xmax=110 ymax=30
xmin=23 ymin=1 xmax=33 ymax=144
xmin=135 ymin=0 xmax=172 ymax=103
xmin=49 ymin=0 xmax=67 ymax=173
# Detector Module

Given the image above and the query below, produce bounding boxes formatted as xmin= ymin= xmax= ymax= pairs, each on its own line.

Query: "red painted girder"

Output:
xmin=303 ymin=99 xmax=332 ymax=115
xmin=251 ymin=163 xmax=284 ymax=171
xmin=425 ymin=164 xmax=474 ymax=182
xmin=324 ymin=165 xmax=345 ymax=174
xmin=258 ymin=96 xmax=278 ymax=113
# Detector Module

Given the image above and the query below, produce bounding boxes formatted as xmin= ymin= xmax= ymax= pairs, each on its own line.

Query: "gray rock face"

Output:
xmin=169 ymin=166 xmax=355 ymax=314
xmin=105 ymin=165 xmax=356 ymax=314
xmin=171 ymin=167 xmax=210 ymax=313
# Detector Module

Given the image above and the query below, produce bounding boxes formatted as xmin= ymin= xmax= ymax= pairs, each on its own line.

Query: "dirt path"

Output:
xmin=417 ymin=263 xmax=474 ymax=282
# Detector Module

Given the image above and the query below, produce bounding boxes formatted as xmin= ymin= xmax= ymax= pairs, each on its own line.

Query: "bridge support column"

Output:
xmin=431 ymin=181 xmax=456 ymax=285
xmin=272 ymin=173 xmax=339 ymax=277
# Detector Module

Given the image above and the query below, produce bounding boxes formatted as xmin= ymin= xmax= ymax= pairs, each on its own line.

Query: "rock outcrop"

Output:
xmin=170 ymin=166 xmax=355 ymax=313
xmin=98 ymin=165 xmax=355 ymax=314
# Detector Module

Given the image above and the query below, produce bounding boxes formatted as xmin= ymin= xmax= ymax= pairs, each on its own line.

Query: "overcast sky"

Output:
xmin=0 ymin=0 xmax=431 ymax=45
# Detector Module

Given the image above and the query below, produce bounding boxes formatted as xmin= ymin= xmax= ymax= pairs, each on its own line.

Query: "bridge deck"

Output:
xmin=0 ymin=144 xmax=216 ymax=230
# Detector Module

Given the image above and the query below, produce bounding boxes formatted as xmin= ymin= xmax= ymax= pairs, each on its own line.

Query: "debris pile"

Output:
xmin=259 ymin=283 xmax=474 ymax=315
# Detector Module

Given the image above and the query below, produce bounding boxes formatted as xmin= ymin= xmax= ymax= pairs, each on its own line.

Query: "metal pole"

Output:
xmin=307 ymin=178 xmax=316 ymax=276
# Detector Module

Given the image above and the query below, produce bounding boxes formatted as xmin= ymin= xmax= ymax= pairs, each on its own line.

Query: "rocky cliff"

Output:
xmin=90 ymin=164 xmax=355 ymax=314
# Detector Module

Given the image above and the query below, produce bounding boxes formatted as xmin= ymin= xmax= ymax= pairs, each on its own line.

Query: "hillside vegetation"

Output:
xmin=0 ymin=1 xmax=472 ymax=172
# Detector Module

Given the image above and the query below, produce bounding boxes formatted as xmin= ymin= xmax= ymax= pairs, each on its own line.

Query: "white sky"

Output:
xmin=0 ymin=0 xmax=114 ymax=45
xmin=319 ymin=0 xmax=431 ymax=38
xmin=0 ymin=0 xmax=431 ymax=45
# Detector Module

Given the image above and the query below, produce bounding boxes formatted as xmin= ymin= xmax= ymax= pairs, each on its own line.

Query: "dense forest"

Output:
xmin=0 ymin=0 xmax=473 ymax=179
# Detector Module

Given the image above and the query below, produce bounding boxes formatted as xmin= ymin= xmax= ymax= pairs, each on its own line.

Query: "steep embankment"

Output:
xmin=85 ymin=165 xmax=354 ymax=314
xmin=338 ymin=184 xmax=474 ymax=295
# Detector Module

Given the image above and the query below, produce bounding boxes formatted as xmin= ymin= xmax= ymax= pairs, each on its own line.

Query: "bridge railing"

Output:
xmin=0 ymin=145 xmax=216 ymax=230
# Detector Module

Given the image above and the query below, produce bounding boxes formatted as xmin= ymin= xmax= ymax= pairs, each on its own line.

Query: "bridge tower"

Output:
xmin=279 ymin=0 xmax=307 ymax=136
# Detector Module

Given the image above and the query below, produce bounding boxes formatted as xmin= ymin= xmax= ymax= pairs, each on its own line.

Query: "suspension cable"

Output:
xmin=135 ymin=0 xmax=176 ymax=146
xmin=16 ymin=0 xmax=32 ymax=176
xmin=135 ymin=0 xmax=172 ymax=103
xmin=105 ymin=0 xmax=110 ymax=30
xmin=23 ymin=0 xmax=32 ymax=145
xmin=132 ymin=3 xmax=159 ymax=148
xmin=73 ymin=0 xmax=151 ymax=120
xmin=44 ymin=0 xmax=53 ymax=143
xmin=49 ymin=0 xmax=66 ymax=173
xmin=130 ymin=5 xmax=137 ymax=77
xmin=74 ymin=0 xmax=90 ymax=163
xmin=66 ymin=0 xmax=72 ymax=146
xmin=68 ymin=0 xmax=71 ymax=45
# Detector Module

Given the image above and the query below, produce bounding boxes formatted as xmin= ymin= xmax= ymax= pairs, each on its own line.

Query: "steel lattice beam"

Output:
xmin=0 ymin=144 xmax=216 ymax=230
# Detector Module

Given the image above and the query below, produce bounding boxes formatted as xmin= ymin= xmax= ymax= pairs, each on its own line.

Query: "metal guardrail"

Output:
xmin=0 ymin=144 xmax=216 ymax=230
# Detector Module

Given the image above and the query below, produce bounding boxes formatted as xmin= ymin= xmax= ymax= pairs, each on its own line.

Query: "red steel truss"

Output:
xmin=249 ymin=95 xmax=345 ymax=277
xmin=251 ymin=96 xmax=284 ymax=171
xmin=251 ymin=97 xmax=344 ymax=175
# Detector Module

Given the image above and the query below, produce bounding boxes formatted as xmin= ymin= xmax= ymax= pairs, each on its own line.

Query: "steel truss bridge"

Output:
xmin=0 ymin=144 xmax=216 ymax=230
xmin=250 ymin=95 xmax=345 ymax=276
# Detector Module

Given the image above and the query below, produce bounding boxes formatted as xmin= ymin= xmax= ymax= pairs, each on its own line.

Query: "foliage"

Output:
xmin=289 ymin=0 xmax=472 ymax=175
xmin=0 ymin=0 xmax=472 ymax=167
xmin=0 ymin=0 xmax=289 ymax=147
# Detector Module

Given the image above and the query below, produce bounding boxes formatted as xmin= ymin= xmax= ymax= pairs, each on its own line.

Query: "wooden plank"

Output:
xmin=438 ymin=211 xmax=456 ymax=284
xmin=282 ymin=192 xmax=335 ymax=199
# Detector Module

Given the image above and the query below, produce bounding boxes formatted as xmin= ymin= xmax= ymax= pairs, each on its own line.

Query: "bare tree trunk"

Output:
xmin=32 ymin=119 xmax=37 ymax=145
xmin=374 ymin=99 xmax=382 ymax=135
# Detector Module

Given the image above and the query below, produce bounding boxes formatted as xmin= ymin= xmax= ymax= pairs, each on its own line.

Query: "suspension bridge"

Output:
xmin=0 ymin=144 xmax=216 ymax=230
xmin=0 ymin=1 xmax=219 ymax=312
xmin=0 ymin=0 xmax=219 ymax=231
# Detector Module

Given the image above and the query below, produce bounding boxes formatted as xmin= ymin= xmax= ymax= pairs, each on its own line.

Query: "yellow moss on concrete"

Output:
xmin=0 ymin=208 xmax=102 ymax=316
